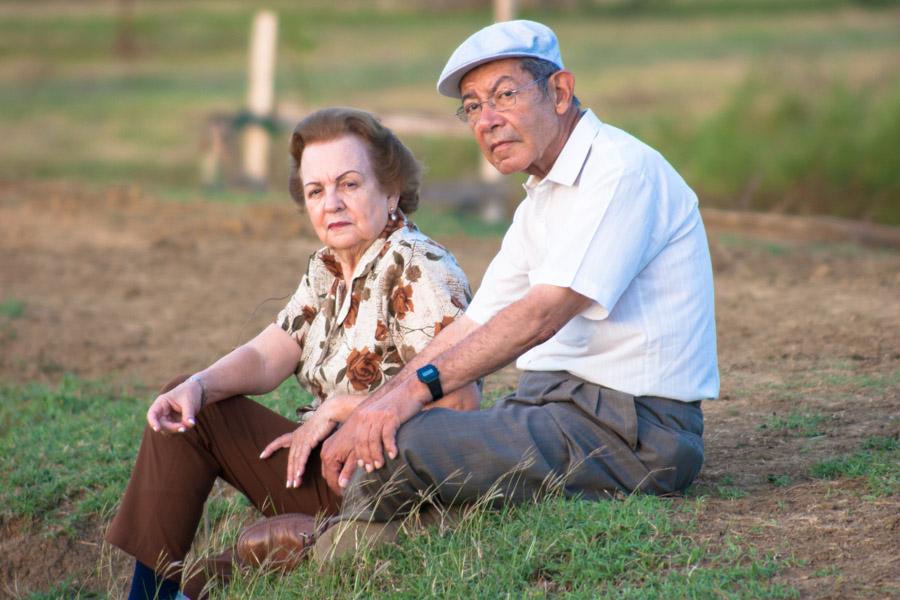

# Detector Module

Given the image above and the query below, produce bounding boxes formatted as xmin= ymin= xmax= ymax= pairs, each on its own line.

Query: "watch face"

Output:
xmin=419 ymin=365 xmax=438 ymax=381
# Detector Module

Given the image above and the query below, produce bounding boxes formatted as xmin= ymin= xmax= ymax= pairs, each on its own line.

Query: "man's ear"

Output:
xmin=549 ymin=70 xmax=576 ymax=115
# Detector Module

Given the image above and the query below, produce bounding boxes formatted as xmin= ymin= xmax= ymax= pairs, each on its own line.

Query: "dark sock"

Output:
xmin=128 ymin=560 xmax=180 ymax=600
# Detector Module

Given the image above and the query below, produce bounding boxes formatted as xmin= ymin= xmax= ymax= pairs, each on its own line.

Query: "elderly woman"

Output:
xmin=106 ymin=107 xmax=480 ymax=600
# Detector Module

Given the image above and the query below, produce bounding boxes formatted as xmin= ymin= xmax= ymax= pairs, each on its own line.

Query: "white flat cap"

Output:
xmin=437 ymin=20 xmax=563 ymax=99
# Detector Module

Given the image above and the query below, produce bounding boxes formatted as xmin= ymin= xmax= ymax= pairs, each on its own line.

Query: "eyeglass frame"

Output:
xmin=455 ymin=76 xmax=551 ymax=123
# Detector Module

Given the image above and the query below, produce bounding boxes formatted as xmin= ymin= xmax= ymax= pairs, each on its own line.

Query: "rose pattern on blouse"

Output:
xmin=375 ymin=320 xmax=389 ymax=342
xmin=320 ymin=251 xmax=343 ymax=280
xmin=344 ymin=292 xmax=361 ymax=329
xmin=344 ymin=347 xmax=384 ymax=391
xmin=390 ymin=284 xmax=414 ymax=320
xmin=433 ymin=315 xmax=455 ymax=336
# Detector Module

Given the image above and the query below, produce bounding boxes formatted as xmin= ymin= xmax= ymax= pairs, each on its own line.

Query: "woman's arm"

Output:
xmin=147 ymin=323 xmax=300 ymax=433
xmin=193 ymin=323 xmax=301 ymax=402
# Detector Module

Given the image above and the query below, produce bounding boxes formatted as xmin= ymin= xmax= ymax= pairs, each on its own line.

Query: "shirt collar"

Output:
xmin=524 ymin=109 xmax=602 ymax=191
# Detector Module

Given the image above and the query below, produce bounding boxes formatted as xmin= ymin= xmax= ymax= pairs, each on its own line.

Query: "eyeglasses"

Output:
xmin=455 ymin=77 xmax=549 ymax=123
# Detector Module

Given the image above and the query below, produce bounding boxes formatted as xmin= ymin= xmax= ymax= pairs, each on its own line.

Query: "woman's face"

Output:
xmin=300 ymin=135 xmax=397 ymax=265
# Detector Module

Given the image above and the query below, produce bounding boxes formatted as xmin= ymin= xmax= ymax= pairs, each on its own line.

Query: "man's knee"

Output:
xmin=340 ymin=413 xmax=449 ymax=521
xmin=640 ymin=433 xmax=704 ymax=494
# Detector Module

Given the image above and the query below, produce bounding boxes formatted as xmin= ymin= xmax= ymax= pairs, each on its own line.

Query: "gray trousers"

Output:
xmin=341 ymin=371 xmax=704 ymax=522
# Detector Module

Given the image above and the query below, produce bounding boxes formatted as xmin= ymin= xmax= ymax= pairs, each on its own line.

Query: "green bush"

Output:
xmin=652 ymin=79 xmax=900 ymax=224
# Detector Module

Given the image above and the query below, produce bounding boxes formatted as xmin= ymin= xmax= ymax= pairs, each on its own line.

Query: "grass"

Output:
xmin=0 ymin=298 xmax=24 ymax=344
xmin=215 ymin=495 xmax=797 ymax=599
xmin=713 ymin=474 xmax=749 ymax=500
xmin=1 ymin=376 xmax=801 ymax=598
xmin=0 ymin=377 xmax=144 ymax=534
xmin=767 ymin=474 xmax=792 ymax=487
xmin=0 ymin=375 xmax=312 ymax=535
xmin=810 ymin=435 xmax=900 ymax=496
xmin=21 ymin=580 xmax=104 ymax=600
xmin=0 ymin=297 xmax=25 ymax=319
xmin=758 ymin=411 xmax=826 ymax=437
xmin=1 ymin=3 xmax=899 ymax=223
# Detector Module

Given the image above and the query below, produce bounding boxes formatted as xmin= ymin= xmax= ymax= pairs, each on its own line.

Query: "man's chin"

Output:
xmin=488 ymin=156 xmax=524 ymax=175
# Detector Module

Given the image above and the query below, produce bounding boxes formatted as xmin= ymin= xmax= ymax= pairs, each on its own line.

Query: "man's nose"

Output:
xmin=473 ymin=102 xmax=504 ymax=133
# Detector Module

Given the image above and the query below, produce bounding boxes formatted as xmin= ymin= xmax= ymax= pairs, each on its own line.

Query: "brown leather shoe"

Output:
xmin=236 ymin=513 xmax=320 ymax=573
xmin=181 ymin=548 xmax=236 ymax=600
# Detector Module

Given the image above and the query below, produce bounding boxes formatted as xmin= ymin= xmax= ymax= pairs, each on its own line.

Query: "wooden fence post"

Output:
xmin=494 ymin=0 xmax=517 ymax=23
xmin=241 ymin=10 xmax=278 ymax=189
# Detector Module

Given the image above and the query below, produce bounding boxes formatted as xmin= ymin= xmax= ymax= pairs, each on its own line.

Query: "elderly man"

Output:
xmin=319 ymin=19 xmax=718 ymax=530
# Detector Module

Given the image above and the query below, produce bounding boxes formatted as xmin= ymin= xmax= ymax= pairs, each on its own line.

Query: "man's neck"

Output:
xmin=525 ymin=107 xmax=584 ymax=180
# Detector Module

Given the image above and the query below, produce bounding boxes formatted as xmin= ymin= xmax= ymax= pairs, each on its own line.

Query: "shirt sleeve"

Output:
xmin=274 ymin=272 xmax=320 ymax=346
xmin=530 ymin=169 xmax=666 ymax=320
xmin=387 ymin=240 xmax=472 ymax=363
xmin=464 ymin=201 xmax=532 ymax=324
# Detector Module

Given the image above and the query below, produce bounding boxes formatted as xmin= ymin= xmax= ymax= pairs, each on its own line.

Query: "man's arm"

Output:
xmin=320 ymin=283 xmax=593 ymax=490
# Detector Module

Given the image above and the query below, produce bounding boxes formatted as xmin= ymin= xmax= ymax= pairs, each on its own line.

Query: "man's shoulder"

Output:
xmin=587 ymin=122 xmax=663 ymax=175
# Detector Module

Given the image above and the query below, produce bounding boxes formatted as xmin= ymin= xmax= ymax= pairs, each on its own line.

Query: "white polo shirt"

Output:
xmin=466 ymin=110 xmax=719 ymax=401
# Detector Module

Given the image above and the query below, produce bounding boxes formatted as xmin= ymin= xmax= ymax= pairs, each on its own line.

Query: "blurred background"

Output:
xmin=1 ymin=0 xmax=898 ymax=224
xmin=2 ymin=4 xmax=900 ymax=596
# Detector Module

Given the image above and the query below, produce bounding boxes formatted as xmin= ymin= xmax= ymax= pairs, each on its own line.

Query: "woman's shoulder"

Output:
xmin=374 ymin=223 xmax=470 ymax=301
xmin=388 ymin=222 xmax=460 ymax=265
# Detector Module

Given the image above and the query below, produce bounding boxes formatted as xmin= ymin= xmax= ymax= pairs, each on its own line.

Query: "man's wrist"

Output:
xmin=416 ymin=364 xmax=444 ymax=402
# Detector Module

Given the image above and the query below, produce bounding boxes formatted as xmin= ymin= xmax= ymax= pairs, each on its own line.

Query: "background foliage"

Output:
xmin=1 ymin=0 xmax=898 ymax=222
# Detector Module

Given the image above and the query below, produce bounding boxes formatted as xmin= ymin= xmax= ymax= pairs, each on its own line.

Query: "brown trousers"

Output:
xmin=105 ymin=375 xmax=341 ymax=585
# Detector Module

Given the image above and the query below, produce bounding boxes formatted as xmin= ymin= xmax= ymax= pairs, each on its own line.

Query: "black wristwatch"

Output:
xmin=416 ymin=364 xmax=444 ymax=402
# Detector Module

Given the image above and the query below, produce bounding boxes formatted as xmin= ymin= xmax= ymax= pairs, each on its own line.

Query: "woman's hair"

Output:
xmin=288 ymin=107 xmax=421 ymax=214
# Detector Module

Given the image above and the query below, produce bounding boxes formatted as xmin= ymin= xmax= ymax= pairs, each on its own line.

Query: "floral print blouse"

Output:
xmin=275 ymin=219 xmax=472 ymax=420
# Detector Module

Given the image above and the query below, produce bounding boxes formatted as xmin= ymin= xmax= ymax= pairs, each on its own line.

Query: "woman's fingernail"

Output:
xmin=188 ymin=418 xmax=196 ymax=426
xmin=374 ymin=461 xmax=382 ymax=469
xmin=357 ymin=459 xmax=364 ymax=468
xmin=365 ymin=463 xmax=373 ymax=473
xmin=388 ymin=451 xmax=397 ymax=460
xmin=339 ymin=477 xmax=348 ymax=488
xmin=178 ymin=426 xmax=186 ymax=433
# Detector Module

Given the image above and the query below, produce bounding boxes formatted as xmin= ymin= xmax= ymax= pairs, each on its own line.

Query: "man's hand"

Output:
xmin=147 ymin=379 xmax=202 ymax=433
xmin=259 ymin=409 xmax=339 ymax=488
xmin=320 ymin=392 xmax=423 ymax=493
xmin=320 ymin=424 xmax=355 ymax=494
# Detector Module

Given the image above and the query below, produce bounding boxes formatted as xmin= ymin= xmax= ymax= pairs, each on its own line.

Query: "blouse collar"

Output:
xmin=312 ymin=212 xmax=417 ymax=287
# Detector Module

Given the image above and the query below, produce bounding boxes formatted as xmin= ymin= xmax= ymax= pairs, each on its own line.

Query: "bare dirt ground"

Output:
xmin=1 ymin=182 xmax=898 ymax=598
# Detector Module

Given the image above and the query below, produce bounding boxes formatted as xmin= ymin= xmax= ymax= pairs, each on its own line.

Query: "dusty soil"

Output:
xmin=1 ymin=182 xmax=898 ymax=598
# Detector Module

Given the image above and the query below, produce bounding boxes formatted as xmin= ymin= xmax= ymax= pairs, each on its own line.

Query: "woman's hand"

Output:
xmin=147 ymin=378 xmax=203 ymax=433
xmin=260 ymin=406 xmax=340 ymax=488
